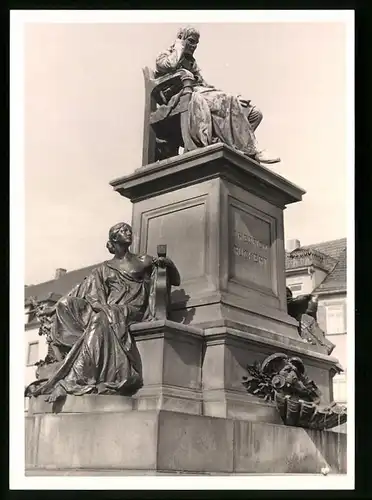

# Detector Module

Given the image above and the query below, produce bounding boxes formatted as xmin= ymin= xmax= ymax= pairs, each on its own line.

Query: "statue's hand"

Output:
xmin=174 ymin=38 xmax=186 ymax=58
xmin=174 ymin=38 xmax=186 ymax=50
xmin=153 ymin=256 xmax=173 ymax=269
xmin=237 ymin=96 xmax=251 ymax=108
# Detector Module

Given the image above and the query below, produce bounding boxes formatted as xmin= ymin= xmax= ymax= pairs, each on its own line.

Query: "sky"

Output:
xmin=24 ymin=20 xmax=348 ymax=285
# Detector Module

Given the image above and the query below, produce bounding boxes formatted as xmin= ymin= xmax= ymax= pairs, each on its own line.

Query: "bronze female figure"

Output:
xmin=25 ymin=222 xmax=180 ymax=403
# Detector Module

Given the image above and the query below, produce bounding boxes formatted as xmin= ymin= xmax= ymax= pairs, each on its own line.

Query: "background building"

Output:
xmin=285 ymin=237 xmax=347 ymax=406
xmin=25 ymin=238 xmax=348 ymax=406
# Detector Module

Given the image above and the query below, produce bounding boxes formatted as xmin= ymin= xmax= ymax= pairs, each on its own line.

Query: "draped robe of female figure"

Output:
xmin=25 ymin=257 xmax=158 ymax=398
xmin=155 ymin=46 xmax=259 ymax=156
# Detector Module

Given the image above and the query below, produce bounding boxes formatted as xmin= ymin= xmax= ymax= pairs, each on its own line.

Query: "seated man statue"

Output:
xmin=155 ymin=26 xmax=280 ymax=164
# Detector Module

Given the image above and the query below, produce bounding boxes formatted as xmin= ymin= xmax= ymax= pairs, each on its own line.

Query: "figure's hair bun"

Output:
xmin=106 ymin=240 xmax=116 ymax=254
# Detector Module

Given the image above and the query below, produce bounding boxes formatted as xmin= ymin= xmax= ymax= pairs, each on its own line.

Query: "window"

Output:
xmin=288 ymin=283 xmax=302 ymax=292
xmin=326 ymin=305 xmax=345 ymax=334
xmin=28 ymin=309 xmax=37 ymax=323
xmin=27 ymin=342 xmax=39 ymax=366
xmin=333 ymin=373 xmax=347 ymax=404
xmin=24 ymin=307 xmax=30 ymax=325
xmin=25 ymin=304 xmax=37 ymax=325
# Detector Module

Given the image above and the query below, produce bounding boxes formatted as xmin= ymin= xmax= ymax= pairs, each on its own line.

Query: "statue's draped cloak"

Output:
xmin=155 ymin=48 xmax=258 ymax=155
xmin=26 ymin=259 xmax=156 ymax=397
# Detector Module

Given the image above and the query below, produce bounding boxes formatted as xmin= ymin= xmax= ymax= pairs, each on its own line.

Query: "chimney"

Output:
xmin=55 ymin=268 xmax=67 ymax=279
xmin=286 ymin=239 xmax=301 ymax=252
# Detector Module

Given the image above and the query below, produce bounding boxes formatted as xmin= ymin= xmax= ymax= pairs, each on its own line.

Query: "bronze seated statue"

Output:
xmin=25 ymin=223 xmax=180 ymax=403
xmin=142 ymin=26 xmax=281 ymax=166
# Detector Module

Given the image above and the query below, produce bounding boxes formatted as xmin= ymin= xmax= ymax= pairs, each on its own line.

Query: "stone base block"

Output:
xmin=26 ymin=409 xmax=346 ymax=475
xmin=130 ymin=320 xmax=204 ymax=415
xmin=202 ymin=389 xmax=283 ymax=423
xmin=27 ymin=394 xmax=134 ymax=415
xmin=134 ymin=384 xmax=202 ymax=415
xmin=26 ymin=317 xmax=342 ymax=426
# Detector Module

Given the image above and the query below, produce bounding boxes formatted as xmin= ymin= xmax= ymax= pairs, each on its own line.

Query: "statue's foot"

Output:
xmin=45 ymin=384 xmax=66 ymax=403
xmin=255 ymin=150 xmax=281 ymax=164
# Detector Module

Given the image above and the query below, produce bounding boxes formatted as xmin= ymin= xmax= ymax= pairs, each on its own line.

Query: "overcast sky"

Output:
xmin=24 ymin=21 xmax=348 ymax=285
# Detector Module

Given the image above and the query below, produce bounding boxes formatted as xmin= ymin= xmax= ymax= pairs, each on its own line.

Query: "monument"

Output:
xmin=25 ymin=27 xmax=347 ymax=475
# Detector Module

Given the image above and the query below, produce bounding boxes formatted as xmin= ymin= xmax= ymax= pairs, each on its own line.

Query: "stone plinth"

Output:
xmin=123 ymin=320 xmax=337 ymax=419
xmin=127 ymin=320 xmax=340 ymax=417
xmin=26 ymin=319 xmax=341 ymax=428
xmin=110 ymin=144 xmax=343 ymax=407
xmin=131 ymin=320 xmax=204 ymax=415
xmin=26 ymin=408 xmax=347 ymax=475
xmin=27 ymin=394 xmax=134 ymax=415
xmin=202 ymin=327 xmax=341 ymax=418
xmin=26 ymin=146 xmax=347 ymax=475
xmin=110 ymin=144 xmax=305 ymax=343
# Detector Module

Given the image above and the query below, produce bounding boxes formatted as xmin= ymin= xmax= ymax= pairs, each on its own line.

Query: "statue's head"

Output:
xmin=106 ymin=222 xmax=133 ymax=254
xmin=177 ymin=26 xmax=200 ymax=56
xmin=279 ymin=357 xmax=305 ymax=380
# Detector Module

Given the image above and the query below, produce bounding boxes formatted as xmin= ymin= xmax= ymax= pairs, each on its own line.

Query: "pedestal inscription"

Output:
xmin=229 ymin=201 xmax=274 ymax=294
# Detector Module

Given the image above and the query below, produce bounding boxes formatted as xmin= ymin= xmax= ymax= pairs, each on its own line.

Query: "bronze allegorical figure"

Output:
xmin=25 ymin=222 xmax=180 ymax=403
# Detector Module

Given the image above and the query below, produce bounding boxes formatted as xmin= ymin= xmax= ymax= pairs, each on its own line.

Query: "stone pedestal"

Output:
xmin=25 ymin=145 xmax=347 ymax=476
xmin=26 ymin=405 xmax=346 ymax=475
xmin=110 ymin=144 xmax=342 ymax=406
xmin=111 ymin=144 xmax=303 ymax=340
xmin=26 ymin=327 xmax=346 ymax=475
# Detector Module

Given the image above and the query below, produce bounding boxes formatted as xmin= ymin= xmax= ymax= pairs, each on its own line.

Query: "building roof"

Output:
xmin=313 ymin=247 xmax=347 ymax=293
xmin=24 ymin=263 xmax=102 ymax=302
xmin=285 ymin=247 xmax=337 ymax=273
xmin=286 ymin=238 xmax=347 ymax=294
xmin=303 ymin=238 xmax=346 ymax=262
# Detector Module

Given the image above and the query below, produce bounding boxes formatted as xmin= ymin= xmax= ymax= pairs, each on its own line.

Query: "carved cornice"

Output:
xmin=110 ymin=143 xmax=306 ymax=207
xmin=286 ymin=249 xmax=337 ymax=273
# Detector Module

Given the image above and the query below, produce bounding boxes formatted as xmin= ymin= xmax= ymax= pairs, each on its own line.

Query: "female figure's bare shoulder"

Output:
xmin=136 ymin=253 xmax=154 ymax=268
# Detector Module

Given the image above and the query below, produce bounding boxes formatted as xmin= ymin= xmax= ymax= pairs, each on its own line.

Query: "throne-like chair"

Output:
xmin=141 ymin=67 xmax=198 ymax=165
